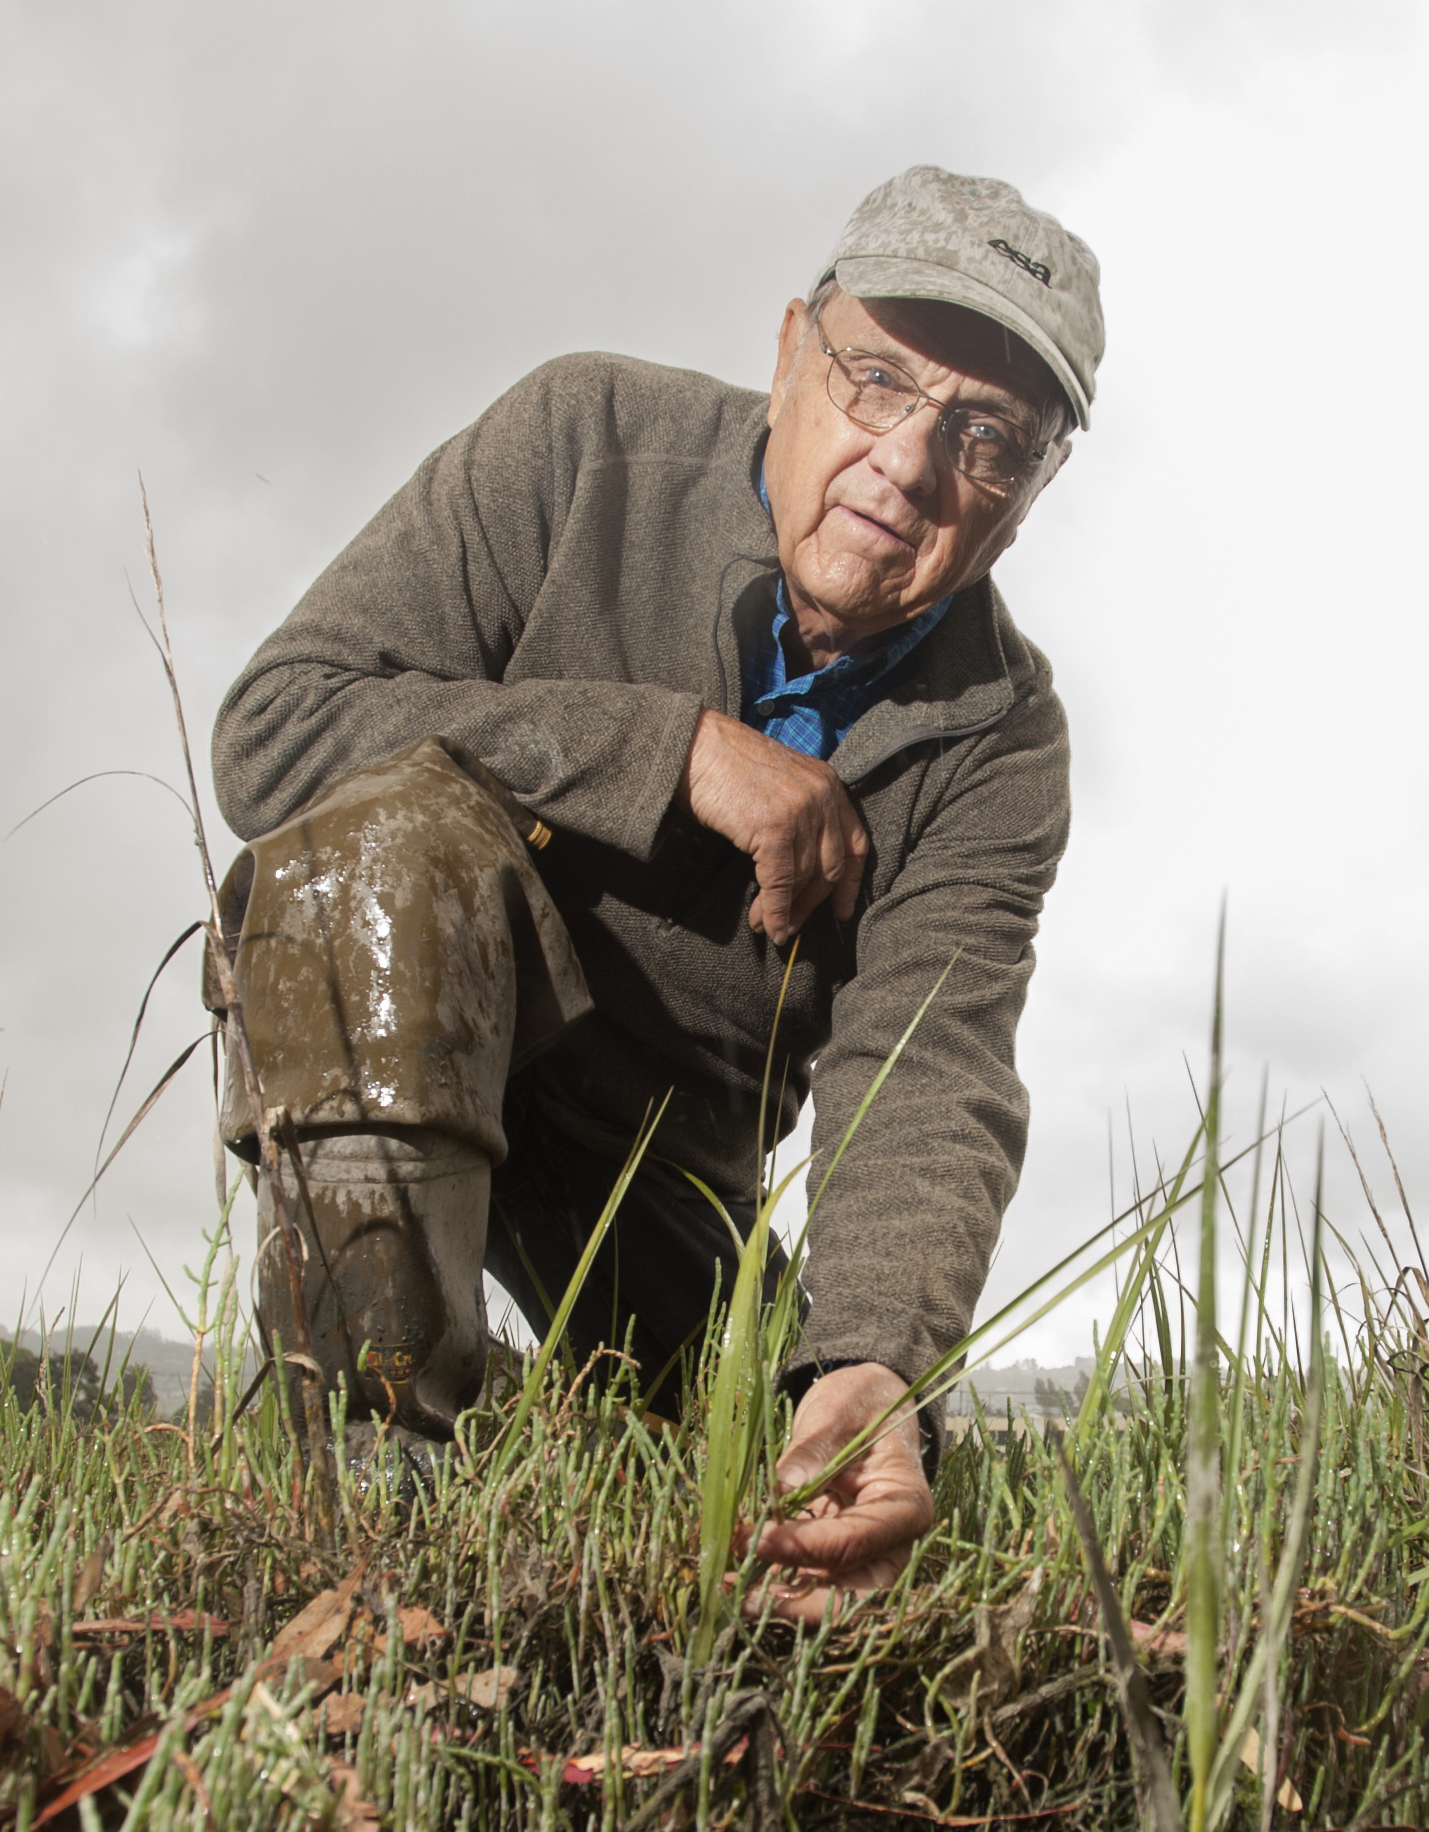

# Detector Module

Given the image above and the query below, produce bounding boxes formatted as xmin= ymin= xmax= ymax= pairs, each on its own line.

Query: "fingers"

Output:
xmin=680 ymin=711 xmax=867 ymax=942
xmin=731 ymin=1364 xmax=934 ymax=1616
xmin=753 ymin=1485 xmax=931 ymax=1574
xmin=753 ymin=775 xmax=865 ymax=942
xmin=831 ymin=802 xmax=869 ymax=923
xmin=737 ymin=1562 xmax=903 ymax=1627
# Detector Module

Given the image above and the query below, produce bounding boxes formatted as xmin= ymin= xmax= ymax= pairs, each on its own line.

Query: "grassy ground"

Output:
xmin=0 ymin=1176 xmax=1425 ymax=1832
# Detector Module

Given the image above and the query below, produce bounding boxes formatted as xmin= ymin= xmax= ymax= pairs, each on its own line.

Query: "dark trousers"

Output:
xmin=489 ymin=1074 xmax=787 ymax=1416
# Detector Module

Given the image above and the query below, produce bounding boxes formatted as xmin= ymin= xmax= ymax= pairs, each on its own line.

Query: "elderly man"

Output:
xmin=209 ymin=165 xmax=1103 ymax=1606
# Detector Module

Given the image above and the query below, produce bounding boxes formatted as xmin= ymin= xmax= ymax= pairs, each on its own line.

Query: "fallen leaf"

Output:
xmin=72 ymin=1536 xmax=111 ymax=1615
xmin=462 ymin=1665 xmax=519 ymax=1710
xmin=329 ymin=1759 xmax=381 ymax=1828
xmin=72 ymin=1612 xmax=229 ymax=1640
xmin=272 ymin=1559 xmax=368 ymax=1662
xmin=561 ymin=1740 xmax=746 ymax=1784
xmin=321 ymin=1693 xmax=367 ymax=1736
xmin=32 ymin=1654 xmax=340 ymax=1827
xmin=937 ymin=1568 xmax=1044 ymax=1711
xmin=171 ymin=1748 xmax=216 ymax=1832
xmin=35 ymin=1731 xmax=161 ymax=1826
xmin=405 ymin=1666 xmax=521 ymax=1714
xmin=372 ymin=1604 xmax=451 ymax=1655
xmin=1240 ymin=1727 xmax=1303 ymax=1812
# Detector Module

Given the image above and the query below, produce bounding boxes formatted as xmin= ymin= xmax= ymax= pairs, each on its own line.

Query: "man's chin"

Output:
xmin=786 ymin=563 xmax=921 ymax=634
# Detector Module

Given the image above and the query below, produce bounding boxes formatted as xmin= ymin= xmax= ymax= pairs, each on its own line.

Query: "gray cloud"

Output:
xmin=2 ymin=0 xmax=1424 ymax=1347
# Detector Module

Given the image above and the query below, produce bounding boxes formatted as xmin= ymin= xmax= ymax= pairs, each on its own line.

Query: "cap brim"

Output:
xmin=832 ymin=254 xmax=1091 ymax=429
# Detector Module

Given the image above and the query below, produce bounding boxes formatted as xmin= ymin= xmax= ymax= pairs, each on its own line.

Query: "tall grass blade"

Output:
xmin=491 ymin=1093 xmax=671 ymax=1479
xmin=1062 ymin=1452 xmax=1184 ymax=1832
xmin=1221 ymin=1068 xmax=1270 ymax=1549
xmin=1185 ymin=907 xmax=1226 ymax=1832
xmin=689 ymin=948 xmax=805 ymax=1668
xmin=1205 ymin=1126 xmax=1327 ymax=1829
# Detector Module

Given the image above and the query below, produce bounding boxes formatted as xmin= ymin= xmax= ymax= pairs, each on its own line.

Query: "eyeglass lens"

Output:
xmin=825 ymin=347 xmax=1035 ymax=485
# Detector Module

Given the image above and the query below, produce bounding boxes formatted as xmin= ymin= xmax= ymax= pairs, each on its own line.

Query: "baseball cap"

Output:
xmin=816 ymin=167 xmax=1105 ymax=429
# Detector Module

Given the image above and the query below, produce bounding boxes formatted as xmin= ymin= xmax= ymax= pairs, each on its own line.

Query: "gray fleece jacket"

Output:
xmin=211 ymin=352 xmax=1071 ymax=1400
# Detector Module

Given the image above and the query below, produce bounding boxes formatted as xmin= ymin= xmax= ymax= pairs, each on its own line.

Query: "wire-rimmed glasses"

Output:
xmin=819 ymin=332 xmax=1048 ymax=490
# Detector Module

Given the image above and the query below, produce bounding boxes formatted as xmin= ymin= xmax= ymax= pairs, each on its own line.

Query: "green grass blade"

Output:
xmin=805 ymin=953 xmax=960 ymax=1221
xmin=782 ymin=1136 xmax=1207 ymax=1512
xmin=691 ymin=1188 xmax=771 ymax=1666
xmin=1062 ymin=1451 xmax=1185 ymax=1832
xmin=490 ymin=1093 xmax=670 ymax=1478
xmin=1185 ymin=909 xmax=1226 ymax=1832
xmin=1205 ymin=1127 xmax=1327 ymax=1828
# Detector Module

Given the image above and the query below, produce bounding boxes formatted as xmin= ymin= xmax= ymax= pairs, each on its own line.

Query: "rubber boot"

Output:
xmin=256 ymin=1127 xmax=491 ymax=1439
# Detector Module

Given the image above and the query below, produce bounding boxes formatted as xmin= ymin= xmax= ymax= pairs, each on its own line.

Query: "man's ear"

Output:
xmin=768 ymin=299 xmax=810 ymax=428
xmin=1042 ymin=434 xmax=1074 ymax=487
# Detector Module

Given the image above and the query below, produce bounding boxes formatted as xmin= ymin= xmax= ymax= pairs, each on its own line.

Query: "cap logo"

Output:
xmin=987 ymin=238 xmax=1051 ymax=288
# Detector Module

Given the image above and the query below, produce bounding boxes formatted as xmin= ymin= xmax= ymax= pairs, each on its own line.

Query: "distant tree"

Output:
xmin=0 ymin=1341 xmax=101 ymax=1419
xmin=1 ymin=1339 xmax=153 ymax=1421
xmin=1034 ymin=1377 xmax=1063 ymax=1415
xmin=2 ymin=1342 xmax=44 ymax=1410
xmin=171 ymin=1381 xmax=216 ymax=1430
xmin=96 ymin=1363 xmax=157 ymax=1416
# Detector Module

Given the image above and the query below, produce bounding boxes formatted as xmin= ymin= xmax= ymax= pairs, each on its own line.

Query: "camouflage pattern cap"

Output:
xmin=818 ymin=166 xmax=1105 ymax=429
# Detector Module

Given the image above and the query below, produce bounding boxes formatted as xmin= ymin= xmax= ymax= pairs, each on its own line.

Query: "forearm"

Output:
xmin=213 ymin=659 xmax=702 ymax=854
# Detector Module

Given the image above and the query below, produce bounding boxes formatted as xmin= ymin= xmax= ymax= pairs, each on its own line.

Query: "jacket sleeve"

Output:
xmin=796 ymin=671 xmax=1071 ymax=1441
xmin=211 ymin=362 xmax=704 ymax=853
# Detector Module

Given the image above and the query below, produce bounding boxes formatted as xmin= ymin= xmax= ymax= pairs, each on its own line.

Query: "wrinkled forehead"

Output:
xmin=826 ymin=292 xmax=1072 ymax=432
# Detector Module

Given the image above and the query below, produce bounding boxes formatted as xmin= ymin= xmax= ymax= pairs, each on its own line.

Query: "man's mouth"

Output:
xmin=834 ymin=503 xmax=916 ymax=551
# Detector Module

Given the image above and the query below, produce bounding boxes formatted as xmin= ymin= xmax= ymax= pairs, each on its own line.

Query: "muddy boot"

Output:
xmin=256 ymin=1127 xmax=491 ymax=1439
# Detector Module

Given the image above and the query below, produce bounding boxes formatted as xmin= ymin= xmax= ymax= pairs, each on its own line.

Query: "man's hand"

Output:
xmin=738 ymin=1362 xmax=934 ymax=1624
xmin=678 ymin=710 xmax=868 ymax=945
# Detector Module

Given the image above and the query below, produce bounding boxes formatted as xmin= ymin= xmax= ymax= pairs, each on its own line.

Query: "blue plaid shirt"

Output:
xmin=744 ymin=473 xmax=950 ymax=761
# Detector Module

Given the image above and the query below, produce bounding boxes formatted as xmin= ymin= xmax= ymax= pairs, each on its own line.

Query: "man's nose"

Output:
xmin=867 ymin=404 xmax=941 ymax=496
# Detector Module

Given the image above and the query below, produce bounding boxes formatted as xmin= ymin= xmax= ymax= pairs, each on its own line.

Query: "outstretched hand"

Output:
xmin=737 ymin=1362 xmax=934 ymax=1625
xmin=678 ymin=709 xmax=868 ymax=945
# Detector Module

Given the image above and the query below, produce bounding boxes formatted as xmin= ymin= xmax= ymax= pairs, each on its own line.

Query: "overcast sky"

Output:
xmin=2 ymin=0 xmax=1424 ymax=1362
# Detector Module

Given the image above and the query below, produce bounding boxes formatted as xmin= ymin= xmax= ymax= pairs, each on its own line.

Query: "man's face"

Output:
xmin=763 ymin=290 xmax=1071 ymax=644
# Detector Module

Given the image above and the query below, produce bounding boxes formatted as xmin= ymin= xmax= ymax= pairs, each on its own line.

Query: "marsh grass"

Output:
xmin=1 ymin=1081 xmax=1427 ymax=1830
xmin=2 ymin=499 xmax=1426 ymax=1828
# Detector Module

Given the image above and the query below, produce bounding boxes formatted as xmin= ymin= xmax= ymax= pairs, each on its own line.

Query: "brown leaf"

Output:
xmin=561 ymin=1739 xmax=748 ymax=1784
xmin=72 ymin=1536 xmax=111 ymax=1615
xmin=397 ymin=1604 xmax=449 ymax=1644
xmin=462 ymin=1665 xmax=519 ymax=1710
xmin=329 ymin=1759 xmax=381 ymax=1829
xmin=372 ymin=1604 xmax=450 ymax=1654
xmin=405 ymin=1666 xmax=520 ymax=1715
xmin=32 ymin=1653 xmax=340 ymax=1828
xmin=35 ymin=1732 xmax=162 ymax=1826
xmin=321 ymin=1693 xmax=367 ymax=1736
xmin=937 ymin=1568 xmax=1044 ymax=1712
xmin=72 ymin=1612 xmax=230 ymax=1641
xmin=272 ymin=1559 xmax=368 ymax=1662
xmin=171 ymin=1748 xmax=216 ymax=1832
xmin=1239 ymin=1727 xmax=1303 ymax=1811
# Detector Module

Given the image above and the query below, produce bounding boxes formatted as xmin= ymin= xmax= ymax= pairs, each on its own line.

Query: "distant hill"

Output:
xmin=6 ymin=1329 xmax=1118 ymax=1425
xmin=6 ymin=1324 xmax=244 ymax=1417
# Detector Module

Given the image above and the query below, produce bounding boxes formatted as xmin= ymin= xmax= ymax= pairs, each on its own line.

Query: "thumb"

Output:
xmin=775 ymin=1431 xmax=841 ymax=1497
